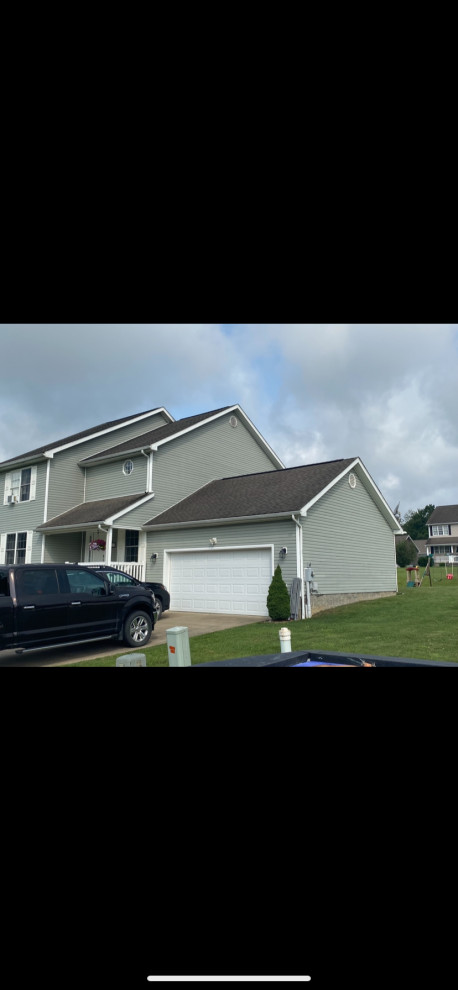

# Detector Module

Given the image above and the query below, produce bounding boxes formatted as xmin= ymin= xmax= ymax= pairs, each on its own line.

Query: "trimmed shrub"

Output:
xmin=417 ymin=555 xmax=429 ymax=568
xmin=267 ymin=565 xmax=291 ymax=621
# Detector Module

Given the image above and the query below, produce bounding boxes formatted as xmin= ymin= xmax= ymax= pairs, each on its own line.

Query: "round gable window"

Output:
xmin=348 ymin=472 xmax=357 ymax=489
xmin=229 ymin=416 xmax=238 ymax=428
xmin=123 ymin=460 xmax=134 ymax=476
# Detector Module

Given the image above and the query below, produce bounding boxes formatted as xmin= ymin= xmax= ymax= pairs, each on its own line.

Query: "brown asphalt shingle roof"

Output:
xmin=79 ymin=407 xmax=233 ymax=462
xmin=0 ymin=408 xmax=165 ymax=468
xmin=427 ymin=505 xmax=458 ymax=524
xmin=36 ymin=493 xmax=150 ymax=530
xmin=144 ymin=458 xmax=357 ymax=526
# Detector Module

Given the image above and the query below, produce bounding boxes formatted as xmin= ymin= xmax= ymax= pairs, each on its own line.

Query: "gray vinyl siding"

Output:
xmin=114 ymin=500 xmax=155 ymax=531
xmin=45 ymin=412 xmax=168 ymax=521
xmin=85 ymin=455 xmax=148 ymax=502
xmin=302 ymin=470 xmax=397 ymax=593
xmin=145 ymin=519 xmax=297 ymax=587
xmin=43 ymin=532 xmax=84 ymax=564
xmin=0 ymin=460 xmax=47 ymax=532
xmin=148 ymin=416 xmax=280 ymax=521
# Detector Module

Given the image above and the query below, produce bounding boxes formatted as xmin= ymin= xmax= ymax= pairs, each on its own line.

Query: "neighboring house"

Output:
xmin=415 ymin=539 xmax=427 ymax=558
xmin=425 ymin=506 xmax=458 ymax=563
xmin=395 ymin=533 xmax=422 ymax=563
xmin=0 ymin=404 xmax=403 ymax=617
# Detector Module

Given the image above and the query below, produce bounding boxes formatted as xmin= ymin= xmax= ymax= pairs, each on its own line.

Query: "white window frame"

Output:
xmin=123 ymin=460 xmax=134 ymax=476
xmin=0 ymin=531 xmax=33 ymax=564
xmin=3 ymin=466 xmax=37 ymax=504
xmin=430 ymin=524 xmax=450 ymax=536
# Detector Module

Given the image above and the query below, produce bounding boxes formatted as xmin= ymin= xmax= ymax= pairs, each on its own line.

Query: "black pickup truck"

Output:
xmin=0 ymin=564 xmax=157 ymax=654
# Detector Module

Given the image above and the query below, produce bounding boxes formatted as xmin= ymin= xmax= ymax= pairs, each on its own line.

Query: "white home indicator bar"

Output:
xmin=147 ymin=979 xmax=311 ymax=983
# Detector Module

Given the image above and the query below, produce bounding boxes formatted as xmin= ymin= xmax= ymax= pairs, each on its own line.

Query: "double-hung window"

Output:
xmin=430 ymin=524 xmax=451 ymax=536
xmin=3 ymin=466 xmax=37 ymax=504
xmin=0 ymin=531 xmax=32 ymax=564
xmin=125 ymin=530 xmax=139 ymax=563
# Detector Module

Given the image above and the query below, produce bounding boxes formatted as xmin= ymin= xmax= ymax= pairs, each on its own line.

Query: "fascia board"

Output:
xmin=44 ymin=408 xmax=169 ymax=458
xmin=78 ymin=445 xmax=154 ymax=467
xmin=300 ymin=457 xmax=403 ymax=532
xmin=0 ymin=453 xmax=51 ymax=471
xmin=143 ymin=510 xmax=295 ymax=530
xmin=153 ymin=405 xmax=286 ymax=468
xmin=299 ymin=459 xmax=360 ymax=514
xmin=152 ymin=406 xmax=240 ymax=448
xmin=37 ymin=522 xmax=103 ymax=533
xmin=105 ymin=492 xmax=155 ymax=524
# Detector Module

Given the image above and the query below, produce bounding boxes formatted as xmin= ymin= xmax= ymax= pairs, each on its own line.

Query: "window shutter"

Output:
xmin=3 ymin=473 xmax=12 ymax=505
xmin=29 ymin=465 xmax=37 ymax=501
xmin=0 ymin=533 xmax=6 ymax=564
xmin=25 ymin=532 xmax=33 ymax=563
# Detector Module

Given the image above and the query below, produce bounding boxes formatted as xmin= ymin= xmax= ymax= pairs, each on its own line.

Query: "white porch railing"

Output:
xmin=82 ymin=561 xmax=146 ymax=581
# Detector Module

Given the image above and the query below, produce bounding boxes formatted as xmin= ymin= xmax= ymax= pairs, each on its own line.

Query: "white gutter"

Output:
xmin=292 ymin=514 xmax=305 ymax=619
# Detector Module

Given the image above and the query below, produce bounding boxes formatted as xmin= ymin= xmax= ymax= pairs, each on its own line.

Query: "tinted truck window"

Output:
xmin=16 ymin=569 xmax=59 ymax=596
xmin=66 ymin=569 xmax=108 ymax=595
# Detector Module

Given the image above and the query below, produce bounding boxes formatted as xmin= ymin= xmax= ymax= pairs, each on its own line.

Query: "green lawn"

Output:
xmin=62 ymin=564 xmax=458 ymax=666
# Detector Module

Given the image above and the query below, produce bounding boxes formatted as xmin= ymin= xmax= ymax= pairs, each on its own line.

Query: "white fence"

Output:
xmin=82 ymin=560 xmax=145 ymax=581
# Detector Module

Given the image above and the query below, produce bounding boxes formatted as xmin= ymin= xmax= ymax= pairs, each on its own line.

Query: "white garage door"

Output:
xmin=169 ymin=548 xmax=272 ymax=615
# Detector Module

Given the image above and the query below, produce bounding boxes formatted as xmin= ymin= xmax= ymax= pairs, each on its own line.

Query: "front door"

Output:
xmin=87 ymin=530 xmax=107 ymax=564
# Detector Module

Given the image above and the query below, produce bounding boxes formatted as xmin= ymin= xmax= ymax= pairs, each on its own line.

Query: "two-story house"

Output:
xmin=425 ymin=506 xmax=458 ymax=563
xmin=0 ymin=403 xmax=402 ymax=617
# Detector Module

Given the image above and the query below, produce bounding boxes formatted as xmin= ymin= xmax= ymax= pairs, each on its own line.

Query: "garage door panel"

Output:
xmin=169 ymin=549 xmax=272 ymax=615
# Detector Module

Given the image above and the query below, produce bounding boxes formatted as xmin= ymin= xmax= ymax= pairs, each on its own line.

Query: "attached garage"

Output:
xmin=166 ymin=547 xmax=273 ymax=615
xmin=144 ymin=458 xmax=402 ymax=617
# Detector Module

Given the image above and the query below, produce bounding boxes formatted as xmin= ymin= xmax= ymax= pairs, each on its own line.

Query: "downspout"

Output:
xmin=394 ymin=534 xmax=398 ymax=592
xmin=292 ymin=514 xmax=307 ymax=619
xmin=140 ymin=448 xmax=153 ymax=492
xmin=41 ymin=455 xmax=52 ymax=563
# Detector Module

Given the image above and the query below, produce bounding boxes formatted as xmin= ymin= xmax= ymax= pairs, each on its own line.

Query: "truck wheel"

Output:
xmin=123 ymin=610 xmax=152 ymax=647
xmin=155 ymin=598 xmax=163 ymax=620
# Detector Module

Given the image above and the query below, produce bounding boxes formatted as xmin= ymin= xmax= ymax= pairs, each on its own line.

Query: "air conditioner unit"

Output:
xmin=7 ymin=495 xmax=17 ymax=504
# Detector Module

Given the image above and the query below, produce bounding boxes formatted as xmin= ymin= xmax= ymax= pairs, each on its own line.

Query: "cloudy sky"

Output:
xmin=0 ymin=324 xmax=456 ymax=518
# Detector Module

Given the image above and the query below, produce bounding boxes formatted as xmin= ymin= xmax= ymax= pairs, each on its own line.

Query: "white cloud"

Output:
xmin=1 ymin=323 xmax=457 ymax=513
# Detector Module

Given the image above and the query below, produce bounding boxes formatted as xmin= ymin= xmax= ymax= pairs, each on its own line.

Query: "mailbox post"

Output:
xmin=166 ymin=627 xmax=192 ymax=666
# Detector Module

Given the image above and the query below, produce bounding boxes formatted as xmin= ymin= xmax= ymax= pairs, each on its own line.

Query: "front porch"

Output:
xmin=41 ymin=527 xmax=147 ymax=582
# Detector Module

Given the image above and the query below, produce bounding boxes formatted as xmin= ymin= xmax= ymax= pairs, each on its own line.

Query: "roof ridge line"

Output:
xmin=217 ymin=457 xmax=357 ymax=482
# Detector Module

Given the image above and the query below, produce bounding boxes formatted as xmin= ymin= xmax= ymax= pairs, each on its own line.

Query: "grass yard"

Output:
xmin=62 ymin=564 xmax=458 ymax=666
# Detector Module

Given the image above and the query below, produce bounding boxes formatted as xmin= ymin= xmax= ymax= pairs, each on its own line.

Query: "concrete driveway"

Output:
xmin=0 ymin=611 xmax=263 ymax=666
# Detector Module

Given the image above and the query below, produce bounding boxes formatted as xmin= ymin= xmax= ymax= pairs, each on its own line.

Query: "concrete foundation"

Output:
xmin=310 ymin=590 xmax=396 ymax=615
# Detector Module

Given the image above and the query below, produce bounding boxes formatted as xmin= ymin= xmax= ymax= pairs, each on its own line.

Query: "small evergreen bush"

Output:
xmin=267 ymin=565 xmax=291 ymax=621
xmin=417 ymin=555 xmax=429 ymax=568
